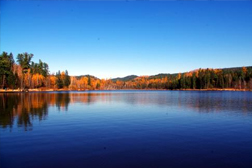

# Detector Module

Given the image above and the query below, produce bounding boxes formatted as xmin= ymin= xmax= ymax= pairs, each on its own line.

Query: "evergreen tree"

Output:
xmin=56 ymin=71 xmax=63 ymax=89
xmin=88 ymin=76 xmax=91 ymax=86
xmin=192 ymin=72 xmax=196 ymax=89
xmin=0 ymin=52 xmax=15 ymax=89
xmin=16 ymin=52 xmax=33 ymax=89
xmin=64 ymin=70 xmax=70 ymax=87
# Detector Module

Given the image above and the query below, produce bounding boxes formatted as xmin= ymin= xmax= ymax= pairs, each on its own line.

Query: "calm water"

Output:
xmin=0 ymin=91 xmax=252 ymax=168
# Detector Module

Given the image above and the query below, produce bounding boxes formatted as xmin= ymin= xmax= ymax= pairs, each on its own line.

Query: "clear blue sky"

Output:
xmin=1 ymin=1 xmax=252 ymax=79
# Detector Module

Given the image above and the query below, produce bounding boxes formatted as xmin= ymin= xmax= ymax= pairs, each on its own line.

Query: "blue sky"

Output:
xmin=1 ymin=1 xmax=252 ymax=79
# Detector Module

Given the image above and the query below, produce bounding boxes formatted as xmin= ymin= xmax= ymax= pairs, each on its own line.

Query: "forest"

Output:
xmin=0 ymin=52 xmax=70 ymax=90
xmin=1 ymin=51 xmax=252 ymax=91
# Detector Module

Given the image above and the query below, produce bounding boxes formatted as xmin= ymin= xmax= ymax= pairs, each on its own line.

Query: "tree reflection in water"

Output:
xmin=0 ymin=92 xmax=110 ymax=130
xmin=1 ymin=91 xmax=251 ymax=131
xmin=0 ymin=93 xmax=70 ymax=130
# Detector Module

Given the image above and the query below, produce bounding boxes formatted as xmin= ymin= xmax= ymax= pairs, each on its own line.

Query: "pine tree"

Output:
xmin=56 ymin=71 xmax=63 ymax=89
xmin=64 ymin=70 xmax=70 ymax=87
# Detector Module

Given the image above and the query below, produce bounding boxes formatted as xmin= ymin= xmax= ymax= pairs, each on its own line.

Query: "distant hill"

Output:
xmin=111 ymin=75 xmax=138 ymax=82
xmin=148 ymin=66 xmax=252 ymax=79
xmin=74 ymin=66 xmax=252 ymax=81
xmin=222 ymin=66 xmax=252 ymax=72
xmin=75 ymin=74 xmax=98 ymax=80
xmin=149 ymin=73 xmax=173 ymax=79
xmin=148 ymin=73 xmax=181 ymax=79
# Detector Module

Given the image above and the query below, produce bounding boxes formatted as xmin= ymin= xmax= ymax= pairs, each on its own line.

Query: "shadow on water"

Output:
xmin=0 ymin=91 xmax=252 ymax=130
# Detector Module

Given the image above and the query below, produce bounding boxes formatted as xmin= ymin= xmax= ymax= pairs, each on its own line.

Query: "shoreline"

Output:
xmin=0 ymin=88 xmax=251 ymax=93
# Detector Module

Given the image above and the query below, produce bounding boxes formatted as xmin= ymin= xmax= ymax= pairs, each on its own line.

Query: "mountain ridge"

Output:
xmin=75 ymin=66 xmax=252 ymax=81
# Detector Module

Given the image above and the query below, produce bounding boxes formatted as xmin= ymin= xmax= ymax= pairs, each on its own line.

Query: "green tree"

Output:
xmin=192 ymin=72 xmax=196 ymax=89
xmin=16 ymin=52 xmax=33 ymax=89
xmin=88 ymin=76 xmax=91 ymax=86
xmin=30 ymin=60 xmax=49 ymax=77
xmin=96 ymin=83 xmax=100 ymax=89
xmin=205 ymin=69 xmax=211 ymax=89
xmin=7 ymin=72 xmax=18 ymax=89
xmin=16 ymin=53 xmax=33 ymax=74
xmin=56 ymin=71 xmax=63 ymax=89
xmin=0 ymin=52 xmax=15 ymax=89
xmin=180 ymin=74 xmax=185 ymax=89
xmin=63 ymin=70 xmax=70 ymax=87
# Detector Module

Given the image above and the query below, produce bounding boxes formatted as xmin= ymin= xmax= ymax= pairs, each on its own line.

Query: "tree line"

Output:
xmin=1 ymin=51 xmax=252 ymax=91
xmin=117 ymin=67 xmax=252 ymax=90
xmin=0 ymin=52 xmax=70 ymax=90
xmin=70 ymin=67 xmax=252 ymax=90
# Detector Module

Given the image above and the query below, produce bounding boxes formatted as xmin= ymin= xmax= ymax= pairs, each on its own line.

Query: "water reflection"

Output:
xmin=0 ymin=91 xmax=252 ymax=130
xmin=113 ymin=91 xmax=252 ymax=113
xmin=0 ymin=93 xmax=69 ymax=130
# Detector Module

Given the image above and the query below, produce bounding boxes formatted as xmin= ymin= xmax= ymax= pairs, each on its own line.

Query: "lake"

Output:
xmin=0 ymin=91 xmax=252 ymax=168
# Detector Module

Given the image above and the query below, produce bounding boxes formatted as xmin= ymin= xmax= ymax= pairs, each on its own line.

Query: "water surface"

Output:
xmin=1 ymin=91 xmax=252 ymax=168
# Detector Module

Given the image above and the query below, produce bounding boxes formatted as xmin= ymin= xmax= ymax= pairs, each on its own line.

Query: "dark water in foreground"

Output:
xmin=0 ymin=91 xmax=252 ymax=168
